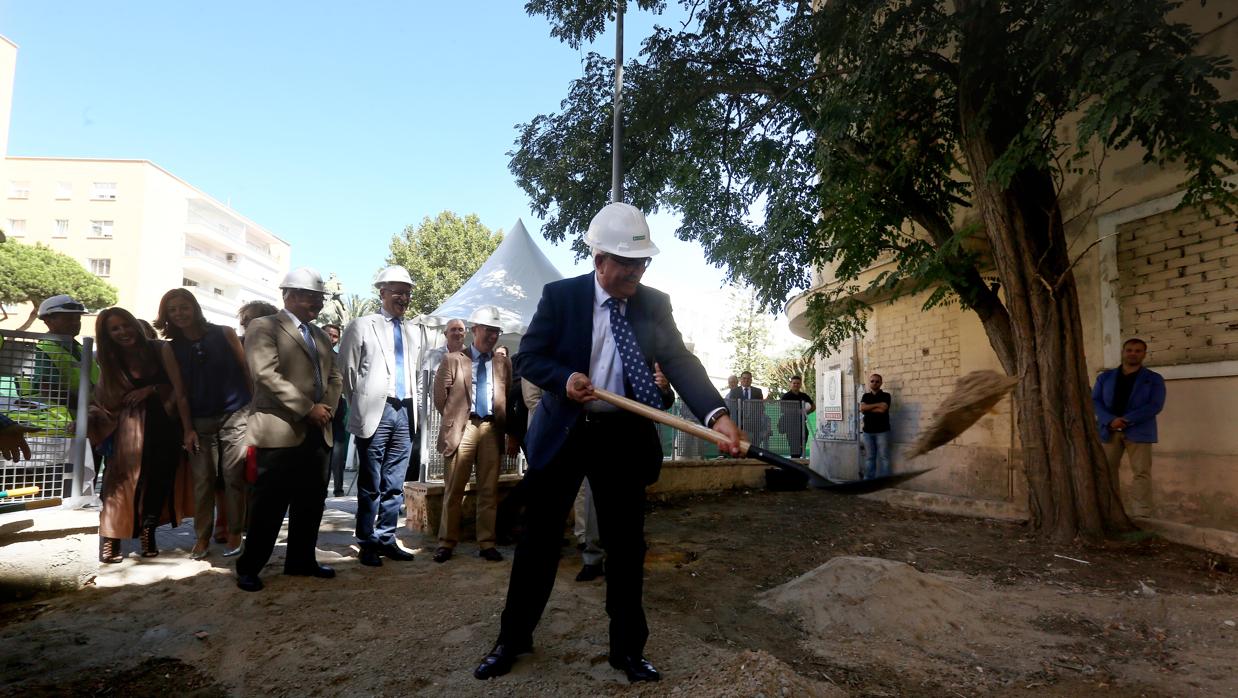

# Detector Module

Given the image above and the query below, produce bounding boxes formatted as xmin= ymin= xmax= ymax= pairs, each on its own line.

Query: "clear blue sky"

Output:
xmin=1 ymin=2 xmax=727 ymax=291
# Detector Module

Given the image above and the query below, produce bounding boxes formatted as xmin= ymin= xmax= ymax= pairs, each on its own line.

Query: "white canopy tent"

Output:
xmin=412 ymin=218 xmax=566 ymax=350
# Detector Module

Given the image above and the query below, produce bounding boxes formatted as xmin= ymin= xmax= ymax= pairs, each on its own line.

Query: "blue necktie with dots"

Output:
xmin=604 ymin=298 xmax=662 ymax=408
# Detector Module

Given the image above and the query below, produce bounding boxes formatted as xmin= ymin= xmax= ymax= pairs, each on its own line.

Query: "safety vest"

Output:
xmin=34 ymin=338 xmax=100 ymax=392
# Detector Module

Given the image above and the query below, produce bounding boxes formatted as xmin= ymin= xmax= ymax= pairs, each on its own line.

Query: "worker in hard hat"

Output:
xmin=433 ymin=305 xmax=514 ymax=563
xmin=33 ymin=294 xmax=99 ymax=414
xmin=474 ymin=202 xmax=741 ymax=683
xmin=337 ymin=265 xmax=422 ymax=567
xmin=234 ymin=267 xmax=343 ymax=593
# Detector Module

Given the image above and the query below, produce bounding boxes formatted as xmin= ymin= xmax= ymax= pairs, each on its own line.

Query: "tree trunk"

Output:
xmin=956 ymin=143 xmax=1133 ymax=542
xmin=17 ymin=305 xmax=39 ymax=332
xmin=954 ymin=2 xmax=1133 ymax=540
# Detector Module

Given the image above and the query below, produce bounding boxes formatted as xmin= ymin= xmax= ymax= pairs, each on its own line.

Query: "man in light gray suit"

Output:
xmin=338 ymin=265 xmax=424 ymax=567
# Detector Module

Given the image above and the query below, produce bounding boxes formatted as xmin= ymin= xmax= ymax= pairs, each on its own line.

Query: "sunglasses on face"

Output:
xmin=51 ymin=301 xmax=86 ymax=313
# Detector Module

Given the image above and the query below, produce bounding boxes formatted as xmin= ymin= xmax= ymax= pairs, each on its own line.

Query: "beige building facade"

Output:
xmin=787 ymin=4 xmax=1237 ymax=551
xmin=0 ymin=37 xmax=289 ymax=331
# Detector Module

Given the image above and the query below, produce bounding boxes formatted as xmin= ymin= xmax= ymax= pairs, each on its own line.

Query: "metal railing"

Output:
xmin=0 ymin=330 xmax=93 ymax=504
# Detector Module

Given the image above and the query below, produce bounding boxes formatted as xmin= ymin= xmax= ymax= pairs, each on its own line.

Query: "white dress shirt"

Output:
xmin=467 ymin=342 xmax=497 ymax=416
xmin=380 ymin=308 xmax=417 ymax=401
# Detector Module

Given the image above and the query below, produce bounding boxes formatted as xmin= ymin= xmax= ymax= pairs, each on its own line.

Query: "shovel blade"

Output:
xmin=817 ymin=469 xmax=934 ymax=493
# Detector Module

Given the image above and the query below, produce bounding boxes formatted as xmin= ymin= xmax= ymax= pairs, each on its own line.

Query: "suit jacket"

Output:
xmin=1092 ymin=366 xmax=1166 ymax=443
xmin=338 ymin=312 xmax=425 ymax=439
xmin=516 ymin=272 xmax=723 ymax=483
xmin=245 ymin=312 xmax=343 ymax=449
xmin=433 ymin=345 xmax=511 ymax=457
xmin=726 ymin=386 xmax=763 ymax=401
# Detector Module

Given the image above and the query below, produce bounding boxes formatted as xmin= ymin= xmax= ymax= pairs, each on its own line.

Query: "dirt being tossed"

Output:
xmin=906 ymin=370 xmax=1019 ymax=458
xmin=757 ymin=556 xmax=997 ymax=646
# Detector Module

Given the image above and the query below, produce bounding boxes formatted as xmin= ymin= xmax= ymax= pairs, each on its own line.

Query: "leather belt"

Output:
xmin=469 ymin=414 xmax=495 ymax=423
xmin=386 ymin=397 xmax=412 ymax=408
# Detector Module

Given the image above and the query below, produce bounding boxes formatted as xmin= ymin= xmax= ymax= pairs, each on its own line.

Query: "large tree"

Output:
xmin=387 ymin=212 xmax=504 ymax=315
xmin=512 ymin=0 xmax=1238 ymax=540
xmin=0 ymin=241 xmax=118 ymax=330
xmin=724 ymin=285 xmax=772 ymax=383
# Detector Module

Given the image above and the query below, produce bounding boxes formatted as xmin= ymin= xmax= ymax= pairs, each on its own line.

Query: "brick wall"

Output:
xmin=1117 ymin=208 xmax=1238 ymax=364
xmin=862 ymin=291 xmax=963 ymax=436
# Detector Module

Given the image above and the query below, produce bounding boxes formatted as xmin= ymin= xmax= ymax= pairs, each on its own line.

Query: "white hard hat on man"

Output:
xmin=37 ymin=294 xmax=88 ymax=318
xmin=374 ymin=265 xmax=413 ymax=288
xmin=279 ymin=267 xmax=327 ymax=294
xmin=585 ymin=202 xmax=660 ymax=258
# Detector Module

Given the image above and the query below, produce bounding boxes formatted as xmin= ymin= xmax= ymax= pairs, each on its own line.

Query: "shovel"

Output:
xmin=591 ymin=388 xmax=929 ymax=492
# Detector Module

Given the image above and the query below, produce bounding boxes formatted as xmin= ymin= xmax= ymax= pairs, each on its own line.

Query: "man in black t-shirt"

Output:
xmin=858 ymin=373 xmax=892 ymax=479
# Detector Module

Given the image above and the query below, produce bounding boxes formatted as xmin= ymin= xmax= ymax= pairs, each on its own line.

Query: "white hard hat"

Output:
xmin=38 ymin=295 xmax=87 ymax=317
xmin=374 ymin=265 xmax=413 ymax=288
xmin=279 ymin=267 xmax=326 ymax=294
xmin=584 ymin=202 xmax=660 ymax=258
xmin=468 ymin=305 xmax=504 ymax=330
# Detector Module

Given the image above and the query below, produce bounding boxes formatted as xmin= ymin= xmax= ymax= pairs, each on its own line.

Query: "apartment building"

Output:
xmin=0 ymin=35 xmax=289 ymax=330
xmin=3 ymin=157 xmax=290 ymax=327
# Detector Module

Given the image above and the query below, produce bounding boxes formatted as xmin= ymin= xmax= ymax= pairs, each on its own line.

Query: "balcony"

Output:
xmin=183 ymin=245 xmax=247 ymax=287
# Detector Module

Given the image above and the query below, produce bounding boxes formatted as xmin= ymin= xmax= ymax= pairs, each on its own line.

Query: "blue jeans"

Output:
xmin=355 ymin=400 xmax=412 ymax=546
xmin=862 ymin=431 xmax=891 ymax=479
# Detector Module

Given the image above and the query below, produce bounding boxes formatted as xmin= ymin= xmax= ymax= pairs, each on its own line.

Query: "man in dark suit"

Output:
xmin=726 ymin=370 xmax=763 ymax=401
xmin=473 ymin=202 xmax=741 ymax=684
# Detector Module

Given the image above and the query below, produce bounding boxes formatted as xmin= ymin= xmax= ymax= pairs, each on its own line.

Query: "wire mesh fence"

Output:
xmin=419 ymin=400 xmax=524 ymax=484
xmin=0 ymin=330 xmax=93 ymax=504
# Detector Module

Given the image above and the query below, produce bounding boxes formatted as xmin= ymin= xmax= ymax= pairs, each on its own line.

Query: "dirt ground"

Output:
xmin=1 ymin=488 xmax=1235 ymax=697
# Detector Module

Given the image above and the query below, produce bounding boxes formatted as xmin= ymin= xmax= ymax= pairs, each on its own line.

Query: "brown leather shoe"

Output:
xmin=432 ymin=547 xmax=453 ymax=563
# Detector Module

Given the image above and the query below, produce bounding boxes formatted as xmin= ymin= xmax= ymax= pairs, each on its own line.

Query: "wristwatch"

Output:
xmin=706 ymin=407 xmax=730 ymax=428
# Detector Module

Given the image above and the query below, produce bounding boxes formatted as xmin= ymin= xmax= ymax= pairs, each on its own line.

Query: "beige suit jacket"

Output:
xmin=245 ymin=312 xmax=343 ymax=448
xmin=433 ymin=346 xmax=509 ymax=458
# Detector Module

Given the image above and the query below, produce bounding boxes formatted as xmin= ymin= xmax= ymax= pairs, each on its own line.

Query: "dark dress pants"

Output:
xmin=236 ymin=430 xmax=329 ymax=576
xmin=355 ymin=398 xmax=411 ymax=546
xmin=498 ymin=413 xmax=651 ymax=657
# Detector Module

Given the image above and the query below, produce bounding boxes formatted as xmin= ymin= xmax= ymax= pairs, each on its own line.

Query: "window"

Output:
xmin=53 ymin=219 xmax=69 ymax=238
xmin=91 ymin=182 xmax=117 ymax=200
xmin=6 ymin=219 xmax=26 ymax=237
xmin=182 ymin=277 xmax=200 ymax=287
xmin=89 ymin=220 xmax=114 ymax=238
xmin=55 ymin=181 xmax=72 ymax=199
xmin=88 ymin=258 xmax=111 ymax=277
xmin=8 ymin=181 xmax=30 ymax=199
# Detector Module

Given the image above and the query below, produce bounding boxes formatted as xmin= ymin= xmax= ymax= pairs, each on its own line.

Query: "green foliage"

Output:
xmin=317 ymin=292 xmax=378 ymax=328
xmin=767 ymin=345 xmax=816 ymax=397
xmin=0 ymin=241 xmax=118 ymax=327
xmin=386 ymin=212 xmax=504 ymax=315
xmin=723 ymin=285 xmax=772 ymax=384
xmin=514 ymin=0 xmax=1238 ymax=353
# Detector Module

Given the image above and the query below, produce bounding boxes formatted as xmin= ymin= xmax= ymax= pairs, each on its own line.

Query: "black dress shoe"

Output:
xmin=380 ymin=543 xmax=415 ymax=561
xmin=284 ymin=564 xmax=336 ymax=579
xmin=359 ymin=547 xmax=383 ymax=567
xmin=575 ymin=563 xmax=604 ymax=582
xmin=473 ymin=643 xmax=531 ymax=680
xmin=479 ymin=547 xmax=503 ymax=562
xmin=236 ymin=574 xmax=264 ymax=592
xmin=608 ymin=655 xmax=661 ymax=682
xmin=432 ymin=547 xmax=453 ymax=563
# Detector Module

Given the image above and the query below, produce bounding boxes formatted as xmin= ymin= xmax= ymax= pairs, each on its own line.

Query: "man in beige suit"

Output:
xmin=236 ymin=267 xmax=343 ymax=592
xmin=433 ymin=306 xmax=512 ymax=563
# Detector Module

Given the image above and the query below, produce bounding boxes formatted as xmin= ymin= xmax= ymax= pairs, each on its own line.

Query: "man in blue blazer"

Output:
xmin=1092 ymin=338 xmax=1166 ymax=518
xmin=473 ymin=203 xmax=742 ymax=683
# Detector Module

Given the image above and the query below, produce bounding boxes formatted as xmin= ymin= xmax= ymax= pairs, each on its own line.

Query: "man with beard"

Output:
xmin=338 ymin=265 xmax=423 ymax=566
xmin=235 ymin=267 xmax=342 ymax=592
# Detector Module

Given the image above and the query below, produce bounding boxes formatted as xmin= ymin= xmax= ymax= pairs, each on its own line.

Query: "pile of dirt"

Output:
xmin=756 ymin=556 xmax=996 ymax=645
xmin=640 ymin=650 xmax=844 ymax=698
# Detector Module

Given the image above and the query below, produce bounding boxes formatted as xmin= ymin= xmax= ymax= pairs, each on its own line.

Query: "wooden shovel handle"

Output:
xmin=591 ymin=387 xmax=751 ymax=452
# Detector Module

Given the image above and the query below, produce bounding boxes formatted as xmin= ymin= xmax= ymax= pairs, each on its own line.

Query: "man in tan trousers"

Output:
xmin=433 ymin=306 xmax=511 ymax=562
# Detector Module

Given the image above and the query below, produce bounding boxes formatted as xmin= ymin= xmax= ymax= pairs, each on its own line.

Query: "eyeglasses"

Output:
xmin=50 ymin=301 xmax=86 ymax=313
xmin=192 ymin=341 xmax=208 ymax=364
xmin=382 ymin=288 xmax=411 ymax=299
xmin=605 ymin=254 xmax=652 ymax=270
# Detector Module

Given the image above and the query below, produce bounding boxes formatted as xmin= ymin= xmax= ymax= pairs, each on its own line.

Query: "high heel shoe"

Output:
xmin=190 ymin=539 xmax=210 ymax=560
xmin=140 ymin=526 xmax=159 ymax=558
xmin=100 ymin=537 xmax=122 ymax=564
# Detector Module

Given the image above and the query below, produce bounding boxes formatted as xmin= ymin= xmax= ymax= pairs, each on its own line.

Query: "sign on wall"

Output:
xmin=822 ymin=368 xmax=843 ymax=421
